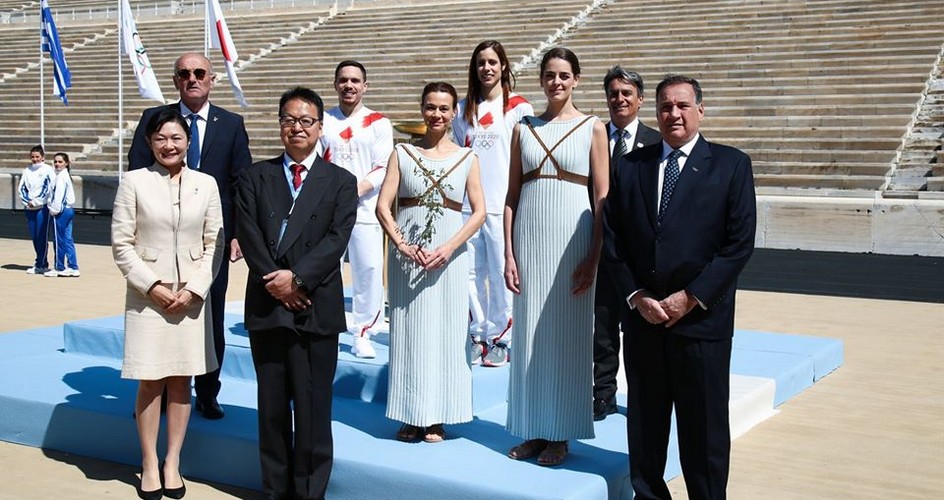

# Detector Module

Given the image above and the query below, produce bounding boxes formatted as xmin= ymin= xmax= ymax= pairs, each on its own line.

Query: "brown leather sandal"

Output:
xmin=507 ymin=439 xmax=549 ymax=460
xmin=396 ymin=424 xmax=423 ymax=442
xmin=537 ymin=440 xmax=569 ymax=466
xmin=423 ymin=424 xmax=446 ymax=443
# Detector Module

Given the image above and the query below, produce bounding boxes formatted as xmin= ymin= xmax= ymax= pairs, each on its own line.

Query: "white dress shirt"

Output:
xmin=607 ymin=118 xmax=641 ymax=154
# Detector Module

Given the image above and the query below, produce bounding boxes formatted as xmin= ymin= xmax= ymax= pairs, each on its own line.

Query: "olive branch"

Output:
xmin=411 ymin=156 xmax=453 ymax=247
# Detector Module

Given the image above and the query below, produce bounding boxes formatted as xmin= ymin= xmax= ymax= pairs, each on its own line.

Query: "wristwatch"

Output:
xmin=292 ymin=273 xmax=305 ymax=290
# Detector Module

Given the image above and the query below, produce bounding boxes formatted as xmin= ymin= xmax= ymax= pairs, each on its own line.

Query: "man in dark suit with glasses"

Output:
xmin=237 ymin=86 xmax=356 ymax=500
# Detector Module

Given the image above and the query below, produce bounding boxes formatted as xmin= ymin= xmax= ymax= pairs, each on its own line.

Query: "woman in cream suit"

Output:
xmin=112 ymin=108 xmax=223 ymax=500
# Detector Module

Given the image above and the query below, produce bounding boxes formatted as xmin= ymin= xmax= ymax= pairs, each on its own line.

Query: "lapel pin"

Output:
xmin=213 ymin=116 xmax=219 ymax=122
xmin=636 ymin=142 xmax=643 ymax=148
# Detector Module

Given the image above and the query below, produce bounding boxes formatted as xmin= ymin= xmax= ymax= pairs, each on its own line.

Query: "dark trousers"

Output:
xmin=592 ymin=266 xmax=621 ymax=402
xmin=625 ymin=328 xmax=731 ymax=500
xmin=195 ymin=249 xmax=229 ymax=401
xmin=249 ymin=328 xmax=339 ymax=500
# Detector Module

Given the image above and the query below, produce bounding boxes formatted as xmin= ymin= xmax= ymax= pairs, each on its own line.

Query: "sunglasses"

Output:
xmin=175 ymin=68 xmax=208 ymax=81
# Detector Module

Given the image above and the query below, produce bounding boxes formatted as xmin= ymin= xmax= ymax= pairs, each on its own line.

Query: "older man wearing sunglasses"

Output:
xmin=128 ymin=51 xmax=253 ymax=420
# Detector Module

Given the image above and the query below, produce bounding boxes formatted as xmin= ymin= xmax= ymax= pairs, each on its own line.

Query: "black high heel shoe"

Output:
xmin=136 ymin=473 xmax=162 ymax=500
xmin=161 ymin=461 xmax=187 ymax=499
xmin=164 ymin=479 xmax=187 ymax=499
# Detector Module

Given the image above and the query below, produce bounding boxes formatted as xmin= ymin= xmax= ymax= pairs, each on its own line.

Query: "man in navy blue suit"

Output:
xmin=129 ymin=52 xmax=252 ymax=420
xmin=603 ymin=75 xmax=756 ymax=500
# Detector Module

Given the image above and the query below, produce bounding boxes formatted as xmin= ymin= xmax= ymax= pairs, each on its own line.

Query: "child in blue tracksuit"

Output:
xmin=46 ymin=152 xmax=80 ymax=277
xmin=18 ymin=145 xmax=54 ymax=274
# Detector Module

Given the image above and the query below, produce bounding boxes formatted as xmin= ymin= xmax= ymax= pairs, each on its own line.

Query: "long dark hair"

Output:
xmin=54 ymin=153 xmax=71 ymax=173
xmin=462 ymin=40 xmax=515 ymax=126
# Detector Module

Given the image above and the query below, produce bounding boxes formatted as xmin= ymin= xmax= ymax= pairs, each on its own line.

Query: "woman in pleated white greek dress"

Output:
xmin=376 ymin=82 xmax=486 ymax=443
xmin=503 ymin=48 xmax=610 ymax=465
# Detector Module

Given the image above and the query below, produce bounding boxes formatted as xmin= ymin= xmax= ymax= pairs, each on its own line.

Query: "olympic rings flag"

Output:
xmin=119 ymin=0 xmax=164 ymax=103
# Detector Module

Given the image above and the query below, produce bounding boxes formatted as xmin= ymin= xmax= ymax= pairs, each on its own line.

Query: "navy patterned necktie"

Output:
xmin=658 ymin=149 xmax=683 ymax=223
xmin=187 ymin=114 xmax=200 ymax=170
xmin=612 ymin=129 xmax=628 ymax=165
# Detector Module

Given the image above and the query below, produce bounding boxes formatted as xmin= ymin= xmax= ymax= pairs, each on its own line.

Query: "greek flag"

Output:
xmin=40 ymin=0 xmax=71 ymax=105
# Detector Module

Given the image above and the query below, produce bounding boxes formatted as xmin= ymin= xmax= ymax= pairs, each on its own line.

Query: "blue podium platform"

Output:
xmin=0 ymin=309 xmax=843 ymax=499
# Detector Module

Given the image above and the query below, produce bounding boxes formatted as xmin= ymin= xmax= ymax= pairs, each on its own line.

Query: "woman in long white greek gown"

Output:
xmin=376 ymin=82 xmax=486 ymax=443
xmin=503 ymin=48 xmax=610 ymax=466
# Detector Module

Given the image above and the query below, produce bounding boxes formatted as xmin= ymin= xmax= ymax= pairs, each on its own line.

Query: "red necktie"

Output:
xmin=290 ymin=163 xmax=305 ymax=190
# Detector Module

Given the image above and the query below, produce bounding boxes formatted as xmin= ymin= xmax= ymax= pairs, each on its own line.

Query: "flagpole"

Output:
xmin=204 ymin=0 xmax=209 ymax=57
xmin=117 ymin=0 xmax=124 ymax=180
xmin=39 ymin=8 xmax=45 ymax=148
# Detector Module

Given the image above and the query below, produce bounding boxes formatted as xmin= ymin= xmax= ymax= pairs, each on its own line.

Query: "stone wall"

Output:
xmin=757 ymin=196 xmax=944 ymax=256
xmin=0 ymin=169 xmax=119 ymax=212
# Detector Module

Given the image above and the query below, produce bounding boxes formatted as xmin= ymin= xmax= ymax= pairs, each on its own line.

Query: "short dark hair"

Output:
xmin=656 ymin=74 xmax=702 ymax=104
xmin=30 ymin=145 xmax=44 ymax=156
xmin=421 ymin=82 xmax=459 ymax=108
xmin=603 ymin=65 xmax=644 ymax=97
xmin=145 ymin=108 xmax=190 ymax=140
xmin=540 ymin=47 xmax=581 ymax=76
xmin=279 ymin=86 xmax=324 ymax=121
xmin=334 ymin=60 xmax=367 ymax=82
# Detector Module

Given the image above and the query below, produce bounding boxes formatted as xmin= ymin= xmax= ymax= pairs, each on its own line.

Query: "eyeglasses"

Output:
xmin=175 ymin=68 xmax=208 ymax=81
xmin=279 ymin=116 xmax=320 ymax=128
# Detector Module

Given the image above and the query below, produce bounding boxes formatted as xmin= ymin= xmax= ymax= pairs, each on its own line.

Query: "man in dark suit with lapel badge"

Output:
xmin=593 ymin=66 xmax=662 ymax=421
xmin=128 ymin=52 xmax=252 ymax=420
xmin=603 ymin=75 xmax=756 ymax=499
xmin=236 ymin=87 xmax=357 ymax=500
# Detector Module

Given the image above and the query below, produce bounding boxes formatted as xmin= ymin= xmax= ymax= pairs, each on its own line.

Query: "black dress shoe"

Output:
xmin=593 ymin=397 xmax=618 ymax=421
xmin=195 ymin=397 xmax=225 ymax=419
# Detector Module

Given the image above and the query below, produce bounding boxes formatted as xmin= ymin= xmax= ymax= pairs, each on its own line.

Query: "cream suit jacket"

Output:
xmin=112 ymin=164 xmax=224 ymax=299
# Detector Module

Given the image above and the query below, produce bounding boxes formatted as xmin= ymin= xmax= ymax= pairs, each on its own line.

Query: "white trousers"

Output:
xmin=345 ymin=222 xmax=385 ymax=335
xmin=466 ymin=212 xmax=513 ymax=343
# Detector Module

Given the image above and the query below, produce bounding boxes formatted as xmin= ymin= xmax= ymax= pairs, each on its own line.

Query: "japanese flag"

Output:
xmin=207 ymin=0 xmax=247 ymax=107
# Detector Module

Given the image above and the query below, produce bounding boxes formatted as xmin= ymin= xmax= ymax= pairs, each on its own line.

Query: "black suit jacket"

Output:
xmin=236 ymin=154 xmax=357 ymax=335
xmin=603 ymin=135 xmax=756 ymax=340
xmin=128 ymin=102 xmax=252 ymax=242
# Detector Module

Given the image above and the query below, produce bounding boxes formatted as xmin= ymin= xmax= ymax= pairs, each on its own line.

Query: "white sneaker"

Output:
xmin=470 ymin=339 xmax=488 ymax=365
xmin=60 ymin=268 xmax=81 ymax=277
xmin=26 ymin=267 xmax=48 ymax=275
xmin=351 ymin=335 xmax=377 ymax=359
xmin=482 ymin=342 xmax=510 ymax=367
xmin=43 ymin=269 xmax=59 ymax=277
